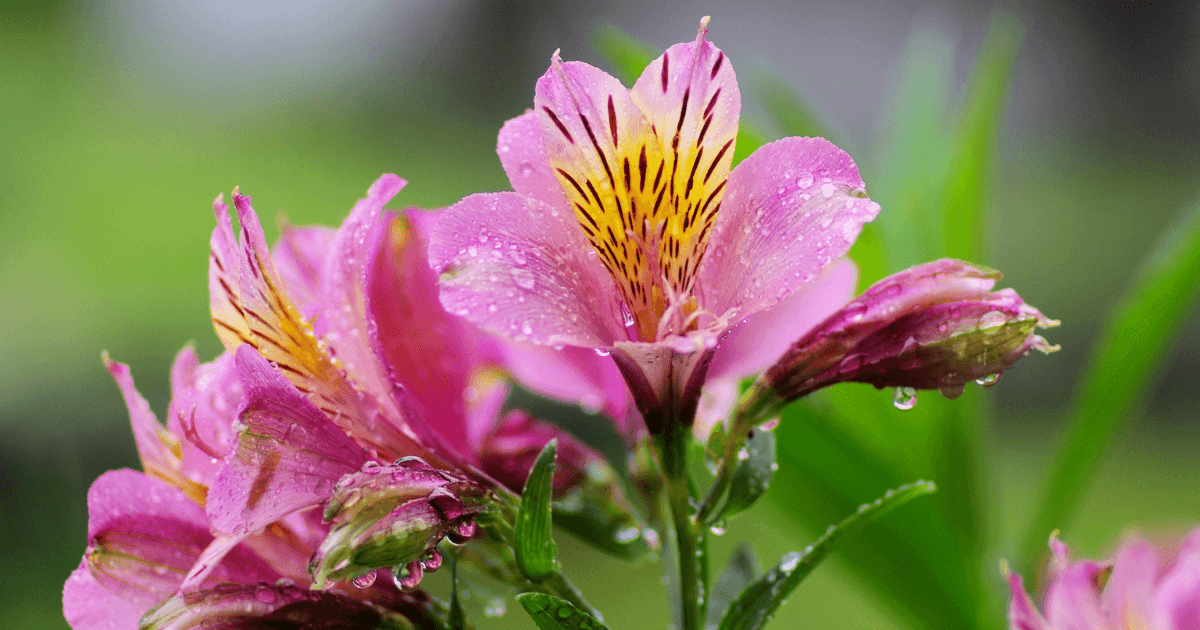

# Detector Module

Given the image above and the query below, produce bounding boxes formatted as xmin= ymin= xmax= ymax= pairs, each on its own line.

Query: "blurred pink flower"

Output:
xmin=1007 ymin=529 xmax=1200 ymax=630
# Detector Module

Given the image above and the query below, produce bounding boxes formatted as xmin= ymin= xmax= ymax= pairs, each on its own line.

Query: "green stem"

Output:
xmin=541 ymin=570 xmax=604 ymax=622
xmin=661 ymin=418 xmax=703 ymax=630
xmin=695 ymin=385 xmax=782 ymax=525
xmin=695 ymin=429 xmax=745 ymax=526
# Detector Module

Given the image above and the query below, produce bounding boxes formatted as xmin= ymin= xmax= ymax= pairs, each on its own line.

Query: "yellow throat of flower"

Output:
xmin=545 ymin=39 xmax=736 ymax=342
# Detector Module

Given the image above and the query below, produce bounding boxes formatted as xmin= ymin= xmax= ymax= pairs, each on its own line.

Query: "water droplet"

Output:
xmin=893 ymin=387 xmax=918 ymax=410
xmin=484 ymin=598 xmax=508 ymax=618
xmin=796 ymin=172 xmax=814 ymax=188
xmin=510 ymin=250 xmax=528 ymax=265
xmin=839 ymin=353 xmax=864 ymax=374
xmin=556 ymin=606 xmax=573 ymax=619
xmin=352 ymin=571 xmax=377 ymax=588
xmin=820 ymin=183 xmax=836 ymax=198
xmin=521 ymin=321 xmax=533 ymax=336
xmin=776 ymin=185 xmax=787 ymax=195
xmin=254 ymin=584 xmax=277 ymax=603
xmin=976 ymin=372 xmax=1003 ymax=388
xmin=736 ymin=448 xmax=749 ymax=461
xmin=939 ymin=384 xmax=966 ymax=400
xmin=614 ymin=526 xmax=640 ymax=544
xmin=510 ymin=268 xmax=536 ymax=290
xmin=519 ymin=162 xmax=534 ymax=177
xmin=421 ymin=548 xmax=443 ymax=572
xmin=594 ymin=348 xmax=610 ymax=357
xmin=360 ymin=460 xmax=382 ymax=475
xmin=499 ymin=143 xmax=511 ymax=153
xmin=779 ymin=553 xmax=800 ymax=572
xmin=979 ymin=310 xmax=1008 ymax=330
xmin=709 ymin=521 xmax=727 ymax=536
xmin=393 ymin=561 xmax=424 ymax=591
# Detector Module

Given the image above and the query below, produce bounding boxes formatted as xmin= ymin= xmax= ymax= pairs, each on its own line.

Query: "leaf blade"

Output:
xmin=718 ymin=481 xmax=938 ymax=630
xmin=515 ymin=440 xmax=558 ymax=581
xmin=516 ymin=592 xmax=609 ymax=630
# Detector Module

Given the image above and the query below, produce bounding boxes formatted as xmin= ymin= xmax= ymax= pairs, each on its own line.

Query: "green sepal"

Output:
xmin=515 ymin=440 xmax=558 ymax=581
xmin=516 ymin=593 xmax=608 ymax=630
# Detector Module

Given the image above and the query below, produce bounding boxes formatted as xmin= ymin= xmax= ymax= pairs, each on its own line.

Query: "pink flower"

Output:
xmin=1007 ymin=529 xmax=1200 ymax=630
xmin=65 ymin=176 xmax=624 ymax=628
xmin=430 ymin=19 xmax=876 ymax=429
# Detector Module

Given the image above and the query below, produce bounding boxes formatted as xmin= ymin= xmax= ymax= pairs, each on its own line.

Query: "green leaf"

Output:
xmin=733 ymin=124 xmax=769 ymax=168
xmin=552 ymin=487 xmax=650 ymax=562
xmin=707 ymin=543 xmax=761 ymax=630
xmin=938 ymin=12 xmax=1022 ymax=261
xmin=718 ymin=481 xmax=937 ymax=630
xmin=711 ymin=428 xmax=776 ymax=524
xmin=515 ymin=440 xmax=558 ymax=581
xmin=448 ymin=552 xmax=466 ymax=630
xmin=591 ymin=24 xmax=654 ymax=85
xmin=516 ymin=593 xmax=609 ymax=630
xmin=1019 ymin=196 xmax=1200 ymax=572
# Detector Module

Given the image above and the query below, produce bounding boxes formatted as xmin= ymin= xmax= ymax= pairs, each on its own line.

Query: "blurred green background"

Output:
xmin=3 ymin=1 xmax=1199 ymax=628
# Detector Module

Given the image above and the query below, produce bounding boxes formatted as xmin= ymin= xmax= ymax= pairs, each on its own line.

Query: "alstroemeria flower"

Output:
xmin=430 ymin=19 xmax=878 ymax=429
xmin=739 ymin=259 xmax=1058 ymax=416
xmin=67 ymin=176 xmax=631 ymax=629
xmin=1007 ymin=529 xmax=1200 ymax=630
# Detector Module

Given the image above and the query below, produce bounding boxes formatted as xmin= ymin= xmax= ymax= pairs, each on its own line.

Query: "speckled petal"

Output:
xmin=206 ymin=346 xmax=369 ymax=537
xmin=430 ymin=191 xmax=627 ymax=348
xmin=167 ymin=347 xmax=241 ymax=489
xmin=499 ymin=110 xmax=570 ymax=210
xmin=708 ymin=257 xmax=857 ymax=381
xmin=696 ymin=136 xmax=881 ymax=321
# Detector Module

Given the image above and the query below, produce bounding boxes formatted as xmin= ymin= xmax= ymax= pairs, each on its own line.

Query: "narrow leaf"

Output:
xmin=515 ymin=440 xmax=558 ymax=581
xmin=718 ymin=481 xmax=937 ymax=630
xmin=938 ymin=12 xmax=1022 ymax=261
xmin=1020 ymin=196 xmax=1200 ymax=571
xmin=733 ymin=124 xmax=768 ymax=168
xmin=751 ymin=72 xmax=830 ymax=141
xmin=591 ymin=24 xmax=654 ymax=85
xmin=706 ymin=543 xmax=761 ymax=630
xmin=712 ymin=428 xmax=776 ymax=523
xmin=517 ymin=592 xmax=609 ymax=630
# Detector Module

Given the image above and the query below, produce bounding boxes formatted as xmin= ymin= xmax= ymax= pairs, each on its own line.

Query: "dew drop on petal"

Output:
xmin=351 ymin=571 xmax=377 ymax=589
xmin=892 ymin=386 xmax=917 ymax=410
xmin=796 ymin=172 xmax=814 ymax=188
xmin=939 ymin=384 xmax=966 ymax=399
xmin=510 ymin=267 xmax=536 ymax=290
xmin=820 ymin=183 xmax=836 ymax=198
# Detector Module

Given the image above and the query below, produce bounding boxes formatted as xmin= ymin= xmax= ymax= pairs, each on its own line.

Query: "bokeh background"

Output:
xmin=3 ymin=0 xmax=1199 ymax=628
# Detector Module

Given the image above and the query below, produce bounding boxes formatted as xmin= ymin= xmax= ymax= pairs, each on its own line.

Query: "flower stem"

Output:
xmin=695 ymin=385 xmax=781 ymax=525
xmin=660 ymin=417 xmax=703 ymax=630
xmin=541 ymin=570 xmax=604 ymax=622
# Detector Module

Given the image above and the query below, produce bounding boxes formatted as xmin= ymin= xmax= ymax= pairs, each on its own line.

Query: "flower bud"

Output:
xmin=309 ymin=458 xmax=491 ymax=589
xmin=748 ymin=260 xmax=1058 ymax=415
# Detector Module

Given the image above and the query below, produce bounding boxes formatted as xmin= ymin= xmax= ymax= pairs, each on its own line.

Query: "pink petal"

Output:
xmin=1152 ymin=529 xmax=1200 ymax=630
xmin=140 ymin=582 xmax=418 ymax=630
xmin=1101 ymin=536 xmax=1158 ymax=628
xmin=429 ymin=191 xmax=627 ymax=348
xmin=211 ymin=190 xmax=421 ymax=459
xmin=696 ymin=136 xmax=881 ymax=322
xmin=206 ymin=346 xmax=369 ymax=536
xmin=102 ymin=356 xmax=202 ymax=502
xmin=272 ymin=223 xmax=334 ymax=323
xmin=1005 ymin=571 xmax=1052 ymax=630
xmin=498 ymin=341 xmax=632 ymax=433
xmin=319 ymin=175 xmax=408 ymax=412
xmin=692 ymin=376 xmax=741 ymax=443
xmin=369 ymin=209 xmax=475 ymax=458
xmin=478 ymin=410 xmax=601 ymax=494
xmin=1044 ymin=559 xmax=1109 ymax=630
xmin=708 ymin=256 xmax=857 ymax=381
xmin=63 ymin=560 xmax=146 ymax=630
xmin=498 ymin=110 xmax=570 ymax=210
xmin=167 ymin=347 xmax=241 ymax=488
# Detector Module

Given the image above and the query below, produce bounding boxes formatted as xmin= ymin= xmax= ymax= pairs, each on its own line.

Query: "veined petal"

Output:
xmin=370 ymin=209 xmax=475 ymax=458
xmin=78 ymin=471 xmax=276 ymax=611
xmin=167 ymin=347 xmax=241 ymax=489
xmin=103 ymin=354 xmax=204 ymax=504
xmin=140 ymin=582 xmax=427 ymax=630
xmin=696 ymin=136 xmax=881 ymax=321
xmin=272 ymin=222 xmax=334 ymax=323
xmin=630 ymin=17 xmax=740 ymax=293
xmin=209 ymin=189 xmax=421 ymax=459
xmin=536 ymin=53 xmax=675 ymax=339
xmin=708 ymin=257 xmax=857 ymax=380
xmin=206 ymin=346 xmax=369 ymax=537
xmin=63 ymin=560 xmax=146 ymax=630
xmin=499 ymin=110 xmax=570 ymax=210
xmin=430 ymin=191 xmax=627 ymax=348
